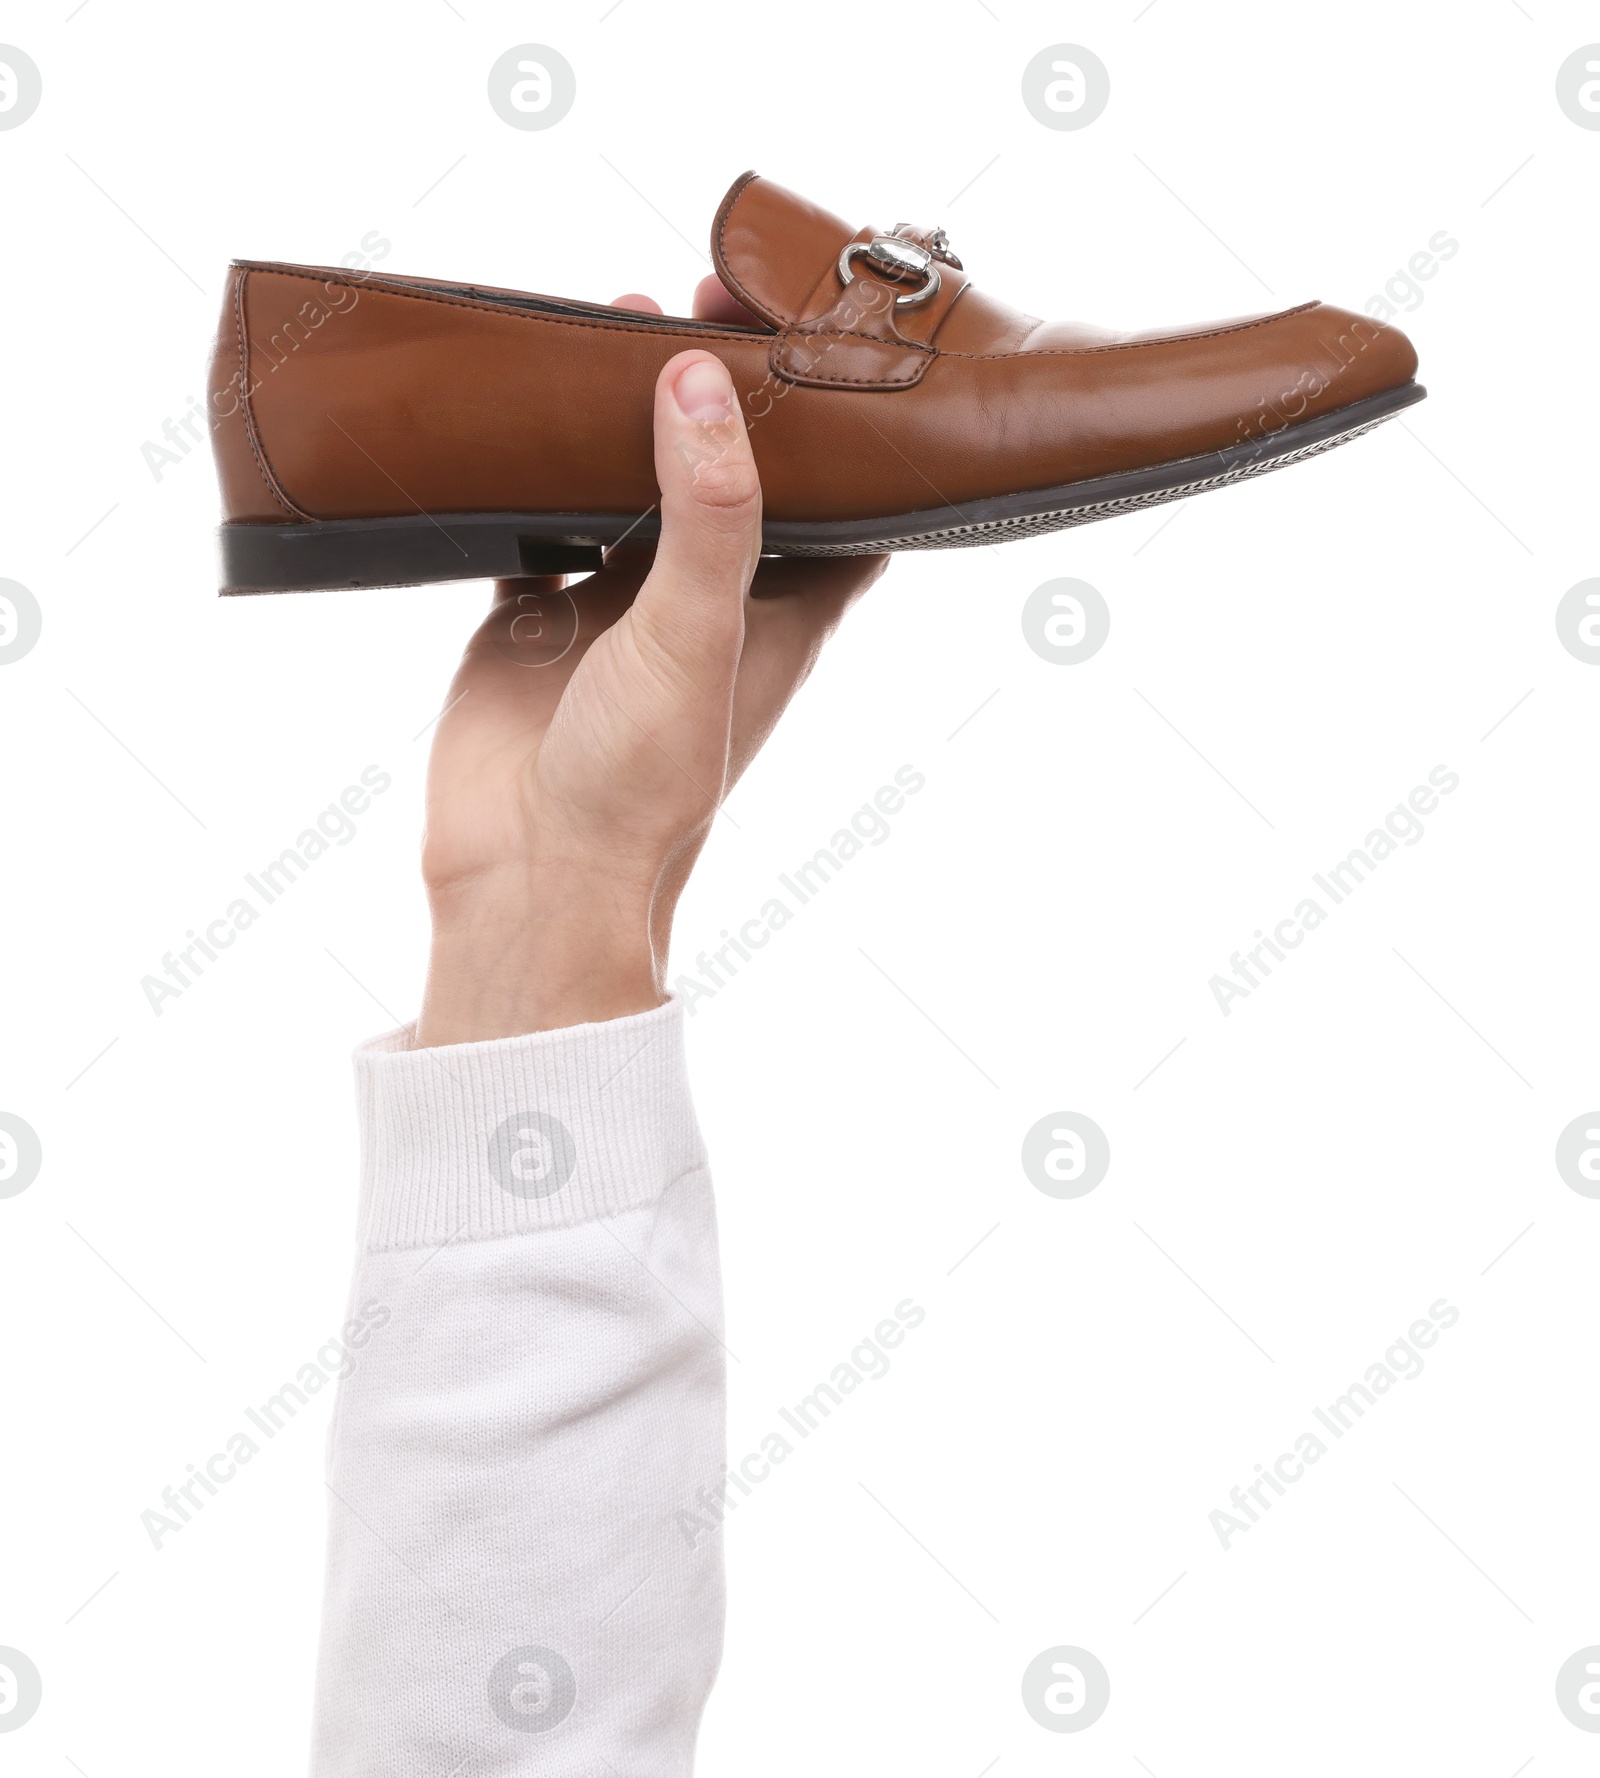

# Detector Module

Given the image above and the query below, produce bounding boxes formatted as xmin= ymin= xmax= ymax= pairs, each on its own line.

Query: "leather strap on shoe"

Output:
xmin=769 ymin=267 xmax=935 ymax=390
xmin=712 ymin=172 xmax=972 ymax=392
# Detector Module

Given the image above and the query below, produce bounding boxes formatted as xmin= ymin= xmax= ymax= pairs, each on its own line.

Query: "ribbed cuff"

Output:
xmin=351 ymin=997 xmax=703 ymax=1252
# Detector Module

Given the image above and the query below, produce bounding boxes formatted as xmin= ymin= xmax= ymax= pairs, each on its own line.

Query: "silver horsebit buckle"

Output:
xmin=837 ymin=228 xmax=960 ymax=308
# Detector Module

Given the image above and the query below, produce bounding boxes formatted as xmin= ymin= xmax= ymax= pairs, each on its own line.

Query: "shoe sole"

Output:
xmin=218 ymin=380 xmax=1425 ymax=594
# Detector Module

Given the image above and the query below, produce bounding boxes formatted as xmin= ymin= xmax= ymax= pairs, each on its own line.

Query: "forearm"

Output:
xmin=312 ymin=1000 xmax=725 ymax=1776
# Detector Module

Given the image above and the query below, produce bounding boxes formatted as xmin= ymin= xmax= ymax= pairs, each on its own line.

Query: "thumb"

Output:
xmin=633 ymin=351 xmax=762 ymax=646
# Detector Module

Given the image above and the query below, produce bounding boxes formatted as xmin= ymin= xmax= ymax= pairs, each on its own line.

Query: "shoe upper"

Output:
xmin=209 ymin=170 xmax=1418 ymax=527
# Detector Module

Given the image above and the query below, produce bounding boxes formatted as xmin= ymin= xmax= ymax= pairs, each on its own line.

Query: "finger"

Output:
xmin=491 ymin=573 xmax=564 ymax=607
xmin=435 ymin=572 xmax=647 ymax=790
xmin=631 ymin=351 xmax=762 ymax=661
xmin=426 ymin=581 xmax=588 ymax=806
xmin=646 ymin=554 xmax=886 ymax=936
xmin=693 ymin=272 xmax=764 ymax=329
xmin=612 ymin=292 xmax=664 ymax=315
xmin=747 ymin=553 xmax=889 ymax=605
xmin=595 ymin=542 xmax=657 ymax=582
xmin=464 ymin=578 xmax=588 ymax=684
xmin=728 ymin=556 xmax=888 ymax=782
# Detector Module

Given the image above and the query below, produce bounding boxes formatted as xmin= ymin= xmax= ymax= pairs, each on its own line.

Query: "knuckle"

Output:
xmin=673 ymin=420 xmax=762 ymax=517
xmin=685 ymin=453 xmax=761 ymax=516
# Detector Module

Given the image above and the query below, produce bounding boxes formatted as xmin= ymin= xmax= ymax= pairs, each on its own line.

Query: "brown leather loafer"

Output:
xmin=209 ymin=170 xmax=1423 ymax=594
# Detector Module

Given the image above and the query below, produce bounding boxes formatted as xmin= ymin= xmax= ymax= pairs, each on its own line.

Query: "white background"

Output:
xmin=2 ymin=2 xmax=1597 ymax=1773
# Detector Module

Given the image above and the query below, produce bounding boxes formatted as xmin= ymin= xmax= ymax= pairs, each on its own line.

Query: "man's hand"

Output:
xmin=414 ymin=284 xmax=886 ymax=1046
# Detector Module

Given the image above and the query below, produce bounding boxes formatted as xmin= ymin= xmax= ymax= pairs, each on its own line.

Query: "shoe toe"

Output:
xmin=1294 ymin=301 xmax=1419 ymax=405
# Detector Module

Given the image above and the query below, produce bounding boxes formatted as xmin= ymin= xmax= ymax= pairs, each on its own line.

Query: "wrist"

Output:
xmin=416 ymin=867 xmax=664 ymax=1047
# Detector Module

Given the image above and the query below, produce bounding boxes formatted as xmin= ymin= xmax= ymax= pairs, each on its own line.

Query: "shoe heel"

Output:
xmin=219 ymin=516 xmax=605 ymax=594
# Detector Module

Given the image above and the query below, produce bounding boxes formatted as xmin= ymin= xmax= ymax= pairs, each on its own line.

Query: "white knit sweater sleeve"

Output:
xmin=310 ymin=998 xmax=725 ymax=1777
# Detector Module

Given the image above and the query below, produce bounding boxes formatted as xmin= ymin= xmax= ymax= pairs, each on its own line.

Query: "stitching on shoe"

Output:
xmin=229 ymin=264 xmax=1322 ymax=360
xmin=712 ymin=169 xmax=783 ymax=326
xmin=234 ymin=261 xmax=773 ymax=345
xmin=771 ymin=330 xmax=933 ymax=387
xmin=776 ymin=367 xmax=927 ymax=386
xmin=234 ymin=271 xmax=311 ymax=519
xmin=779 ymin=330 xmax=935 ymax=354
